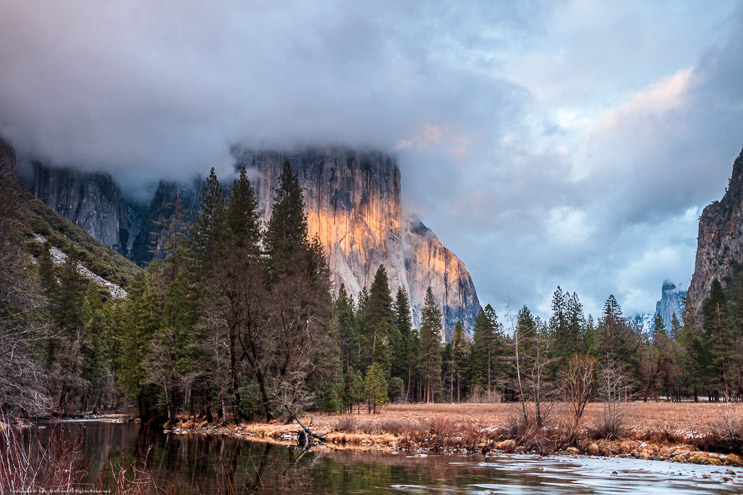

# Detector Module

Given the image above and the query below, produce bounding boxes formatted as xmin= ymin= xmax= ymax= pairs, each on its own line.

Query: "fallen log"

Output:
xmin=291 ymin=415 xmax=326 ymax=449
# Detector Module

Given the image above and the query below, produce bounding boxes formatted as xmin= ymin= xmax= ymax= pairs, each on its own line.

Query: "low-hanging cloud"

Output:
xmin=1 ymin=0 xmax=742 ymax=319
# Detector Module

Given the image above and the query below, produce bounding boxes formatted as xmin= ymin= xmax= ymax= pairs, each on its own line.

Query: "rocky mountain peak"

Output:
xmin=655 ymin=280 xmax=685 ymax=329
xmin=688 ymin=149 xmax=743 ymax=315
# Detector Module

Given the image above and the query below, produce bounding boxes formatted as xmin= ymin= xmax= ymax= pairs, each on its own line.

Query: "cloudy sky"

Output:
xmin=1 ymin=0 xmax=743 ymax=319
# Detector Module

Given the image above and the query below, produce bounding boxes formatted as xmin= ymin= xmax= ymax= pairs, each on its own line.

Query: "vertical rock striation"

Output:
xmin=688 ymin=149 xmax=743 ymax=315
xmin=236 ymin=147 xmax=481 ymax=336
xmin=30 ymin=163 xmax=138 ymax=256
xmin=403 ymin=217 xmax=481 ymax=339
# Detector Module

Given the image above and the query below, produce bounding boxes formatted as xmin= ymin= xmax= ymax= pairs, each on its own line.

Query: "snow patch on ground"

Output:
xmin=32 ymin=234 xmax=128 ymax=299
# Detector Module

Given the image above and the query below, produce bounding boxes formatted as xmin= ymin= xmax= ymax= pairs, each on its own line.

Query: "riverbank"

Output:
xmin=167 ymin=402 xmax=743 ymax=466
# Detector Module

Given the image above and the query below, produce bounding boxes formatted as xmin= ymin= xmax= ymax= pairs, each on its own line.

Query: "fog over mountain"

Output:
xmin=2 ymin=0 xmax=743 ymax=318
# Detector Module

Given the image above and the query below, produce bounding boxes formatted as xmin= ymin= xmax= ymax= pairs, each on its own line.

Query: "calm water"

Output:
xmin=26 ymin=422 xmax=743 ymax=494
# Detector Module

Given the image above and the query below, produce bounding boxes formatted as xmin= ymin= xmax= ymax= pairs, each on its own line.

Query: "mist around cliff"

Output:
xmin=2 ymin=1 xmax=743 ymax=317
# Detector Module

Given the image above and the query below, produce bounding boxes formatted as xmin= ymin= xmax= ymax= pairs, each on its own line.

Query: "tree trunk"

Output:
xmin=228 ymin=325 xmax=243 ymax=424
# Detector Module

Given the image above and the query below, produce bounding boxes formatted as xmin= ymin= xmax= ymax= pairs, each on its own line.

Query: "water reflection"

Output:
xmin=34 ymin=422 xmax=743 ymax=494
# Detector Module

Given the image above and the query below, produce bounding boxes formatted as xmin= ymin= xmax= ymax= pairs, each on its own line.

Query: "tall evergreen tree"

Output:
xmin=80 ymin=284 xmax=107 ymax=409
xmin=702 ymin=278 xmax=734 ymax=400
xmin=261 ymin=160 xmax=337 ymax=418
xmin=227 ymin=167 xmax=261 ymax=250
xmin=597 ymin=294 xmax=639 ymax=370
xmin=652 ymin=313 xmax=667 ymax=335
xmin=335 ymin=284 xmax=357 ymax=373
xmin=470 ymin=304 xmax=503 ymax=400
xmin=213 ymin=165 xmax=264 ymax=422
xmin=118 ymin=272 xmax=162 ymax=420
xmin=450 ymin=321 xmax=469 ymax=402
xmin=391 ymin=288 xmax=413 ymax=397
xmin=147 ymin=274 xmax=199 ymax=419
xmin=669 ymin=312 xmax=682 ymax=340
xmin=362 ymin=264 xmax=395 ymax=373
xmin=419 ymin=287 xmax=443 ymax=403
xmin=189 ymin=167 xmax=226 ymax=272
xmin=264 ymin=160 xmax=309 ymax=280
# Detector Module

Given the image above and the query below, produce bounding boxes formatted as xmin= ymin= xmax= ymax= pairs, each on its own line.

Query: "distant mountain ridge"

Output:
xmin=0 ymin=138 xmax=139 ymax=293
xmin=25 ymin=146 xmax=481 ymax=338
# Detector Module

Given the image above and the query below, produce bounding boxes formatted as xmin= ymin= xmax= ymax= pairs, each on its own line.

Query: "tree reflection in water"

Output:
xmin=21 ymin=422 xmax=743 ymax=494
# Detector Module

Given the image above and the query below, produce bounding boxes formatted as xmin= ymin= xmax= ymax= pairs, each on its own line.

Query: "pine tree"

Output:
xmin=679 ymin=294 xmax=711 ymax=401
xmin=81 ymin=284 xmax=106 ymax=409
xmin=264 ymin=160 xmax=309 ymax=281
xmin=470 ymin=304 xmax=502 ymax=400
xmin=702 ymin=278 xmax=734 ymax=400
xmin=262 ymin=160 xmax=336 ymax=418
xmin=652 ymin=313 xmax=667 ymax=335
xmin=392 ymin=288 xmax=413 ymax=399
xmin=189 ymin=167 xmax=226 ymax=273
xmin=598 ymin=294 xmax=639 ymax=371
xmin=450 ymin=321 xmax=469 ymax=402
xmin=409 ymin=328 xmax=422 ymax=402
xmin=150 ymin=188 xmax=190 ymax=284
xmin=419 ymin=287 xmax=443 ymax=403
xmin=335 ymin=284 xmax=357 ymax=373
xmin=670 ymin=312 xmax=682 ymax=340
xmin=147 ymin=274 xmax=199 ymax=419
xmin=362 ymin=264 xmax=394 ymax=372
xmin=53 ymin=249 xmax=87 ymax=337
xmin=365 ymin=363 xmax=388 ymax=414
xmin=549 ymin=286 xmax=575 ymax=361
xmin=207 ymin=165 xmax=264 ymax=423
xmin=118 ymin=272 xmax=162 ymax=420
xmin=226 ymin=167 xmax=261 ymax=250
xmin=38 ymin=241 xmax=57 ymax=297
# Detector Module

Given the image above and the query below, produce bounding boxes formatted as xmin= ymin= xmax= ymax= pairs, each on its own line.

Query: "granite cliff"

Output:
xmin=236 ymin=148 xmax=481 ymax=337
xmin=30 ymin=163 xmax=143 ymax=258
xmin=688 ymin=149 xmax=743 ymax=315
xmin=29 ymin=147 xmax=481 ymax=338
xmin=655 ymin=280 xmax=686 ymax=329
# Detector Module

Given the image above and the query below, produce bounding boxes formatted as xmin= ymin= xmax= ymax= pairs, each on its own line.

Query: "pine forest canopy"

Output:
xmin=2 ymin=143 xmax=743 ymax=421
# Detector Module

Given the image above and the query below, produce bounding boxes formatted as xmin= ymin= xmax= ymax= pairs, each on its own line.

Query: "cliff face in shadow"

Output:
xmin=31 ymin=162 xmax=140 ymax=257
xmin=688 ymin=149 xmax=743 ymax=315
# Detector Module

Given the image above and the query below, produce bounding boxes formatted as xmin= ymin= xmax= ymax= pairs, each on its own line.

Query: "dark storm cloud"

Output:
xmin=0 ymin=0 xmax=546 ymax=176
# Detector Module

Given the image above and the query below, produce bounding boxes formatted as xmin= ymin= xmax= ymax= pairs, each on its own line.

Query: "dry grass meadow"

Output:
xmin=172 ymin=401 xmax=743 ymax=464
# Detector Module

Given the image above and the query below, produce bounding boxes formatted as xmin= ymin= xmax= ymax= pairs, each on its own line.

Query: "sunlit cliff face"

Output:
xmin=236 ymin=147 xmax=480 ymax=339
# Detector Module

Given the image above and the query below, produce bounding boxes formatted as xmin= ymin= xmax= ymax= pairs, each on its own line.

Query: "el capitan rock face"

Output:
xmin=29 ymin=147 xmax=481 ymax=338
xmin=688 ymin=149 xmax=743 ymax=315
xmin=235 ymin=148 xmax=481 ymax=337
xmin=403 ymin=217 xmax=481 ymax=340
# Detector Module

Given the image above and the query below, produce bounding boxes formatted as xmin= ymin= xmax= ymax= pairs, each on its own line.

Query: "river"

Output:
xmin=19 ymin=421 xmax=743 ymax=493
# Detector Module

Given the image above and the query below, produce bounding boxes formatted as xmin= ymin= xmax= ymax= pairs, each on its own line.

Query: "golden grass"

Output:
xmin=172 ymin=402 xmax=743 ymax=464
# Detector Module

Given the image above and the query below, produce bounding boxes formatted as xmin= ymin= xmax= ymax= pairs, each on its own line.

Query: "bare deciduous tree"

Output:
xmin=599 ymin=358 xmax=626 ymax=439
xmin=562 ymin=353 xmax=596 ymax=437
xmin=0 ymin=142 xmax=53 ymax=416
